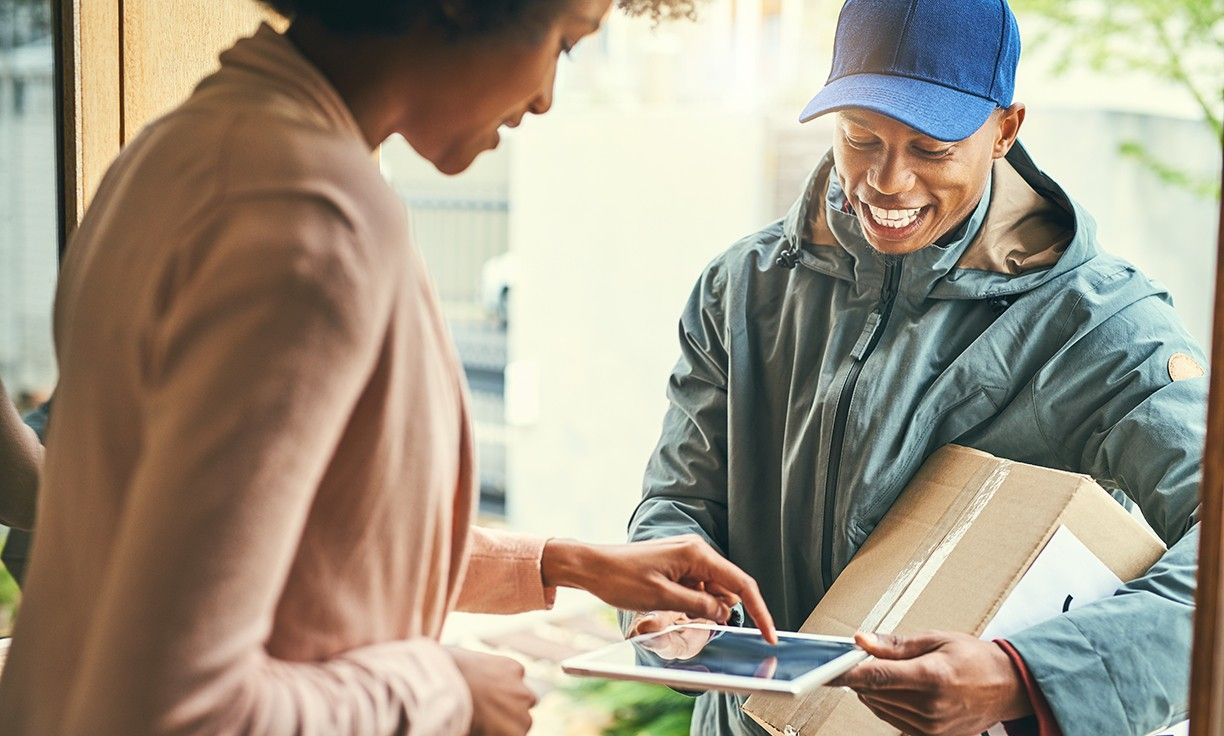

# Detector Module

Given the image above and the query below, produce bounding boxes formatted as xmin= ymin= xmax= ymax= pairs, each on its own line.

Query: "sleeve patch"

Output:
xmin=1168 ymin=352 xmax=1205 ymax=382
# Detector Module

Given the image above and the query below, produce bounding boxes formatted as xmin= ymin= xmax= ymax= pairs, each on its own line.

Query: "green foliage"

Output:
xmin=571 ymin=679 xmax=695 ymax=736
xmin=0 ymin=532 xmax=18 ymax=636
xmin=1119 ymin=139 xmax=1223 ymax=198
xmin=1011 ymin=0 xmax=1223 ymax=199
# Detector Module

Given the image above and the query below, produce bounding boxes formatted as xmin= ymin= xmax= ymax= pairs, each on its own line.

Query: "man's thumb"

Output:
xmin=855 ymin=631 xmax=940 ymax=660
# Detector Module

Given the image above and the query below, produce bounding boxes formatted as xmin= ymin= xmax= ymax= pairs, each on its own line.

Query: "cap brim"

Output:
xmin=799 ymin=73 xmax=997 ymax=142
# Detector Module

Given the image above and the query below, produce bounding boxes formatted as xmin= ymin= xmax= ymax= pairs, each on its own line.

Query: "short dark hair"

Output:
xmin=260 ymin=0 xmax=699 ymax=38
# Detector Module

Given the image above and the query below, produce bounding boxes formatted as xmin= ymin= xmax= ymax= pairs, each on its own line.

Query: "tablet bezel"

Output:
xmin=561 ymin=624 xmax=869 ymax=696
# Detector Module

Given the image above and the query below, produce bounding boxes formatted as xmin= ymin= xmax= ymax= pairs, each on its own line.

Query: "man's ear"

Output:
xmin=993 ymin=103 xmax=1026 ymax=159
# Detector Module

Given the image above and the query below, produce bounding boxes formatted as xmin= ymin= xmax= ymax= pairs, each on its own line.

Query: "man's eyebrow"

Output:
xmin=840 ymin=112 xmax=875 ymax=130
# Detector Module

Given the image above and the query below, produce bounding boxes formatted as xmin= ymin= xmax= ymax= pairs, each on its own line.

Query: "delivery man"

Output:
xmin=622 ymin=0 xmax=1203 ymax=734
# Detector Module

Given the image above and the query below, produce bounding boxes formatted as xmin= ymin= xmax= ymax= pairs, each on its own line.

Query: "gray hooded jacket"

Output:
xmin=626 ymin=144 xmax=1203 ymax=736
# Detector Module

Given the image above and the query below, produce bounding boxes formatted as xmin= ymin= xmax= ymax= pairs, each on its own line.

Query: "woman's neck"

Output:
xmin=285 ymin=20 xmax=408 ymax=149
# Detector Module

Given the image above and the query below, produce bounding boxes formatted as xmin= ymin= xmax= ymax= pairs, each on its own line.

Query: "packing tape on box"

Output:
xmin=860 ymin=459 xmax=1014 ymax=635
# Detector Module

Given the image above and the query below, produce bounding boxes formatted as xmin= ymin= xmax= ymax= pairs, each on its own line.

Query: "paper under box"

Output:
xmin=743 ymin=444 xmax=1166 ymax=736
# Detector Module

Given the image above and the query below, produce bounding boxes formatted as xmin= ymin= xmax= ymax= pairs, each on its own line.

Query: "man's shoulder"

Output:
xmin=1022 ymin=249 xmax=1192 ymax=352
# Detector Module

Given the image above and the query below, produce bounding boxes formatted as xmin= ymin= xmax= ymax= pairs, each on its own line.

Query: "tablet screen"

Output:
xmin=593 ymin=626 xmax=859 ymax=682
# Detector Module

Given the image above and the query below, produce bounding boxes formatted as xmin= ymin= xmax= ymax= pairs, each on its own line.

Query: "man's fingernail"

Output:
xmin=860 ymin=632 xmax=877 ymax=647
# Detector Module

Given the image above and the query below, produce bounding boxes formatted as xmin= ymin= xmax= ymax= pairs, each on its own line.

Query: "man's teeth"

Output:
xmin=867 ymin=204 xmax=922 ymax=229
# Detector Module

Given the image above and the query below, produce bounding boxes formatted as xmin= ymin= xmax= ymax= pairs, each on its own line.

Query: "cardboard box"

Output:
xmin=743 ymin=445 xmax=1167 ymax=736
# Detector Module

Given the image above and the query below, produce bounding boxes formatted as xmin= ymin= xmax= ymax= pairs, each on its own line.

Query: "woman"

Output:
xmin=0 ymin=1 xmax=775 ymax=734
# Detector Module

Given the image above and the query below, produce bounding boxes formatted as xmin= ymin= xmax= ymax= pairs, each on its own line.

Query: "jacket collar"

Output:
xmin=781 ymin=143 xmax=1090 ymax=301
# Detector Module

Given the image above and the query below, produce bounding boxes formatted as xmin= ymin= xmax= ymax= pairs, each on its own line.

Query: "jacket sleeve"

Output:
xmin=1008 ymin=286 xmax=1203 ymax=736
xmin=621 ymin=265 xmax=734 ymax=630
xmin=59 ymin=197 xmax=472 ymax=736
xmin=996 ymin=640 xmax=1063 ymax=736
xmin=456 ymin=527 xmax=556 ymax=614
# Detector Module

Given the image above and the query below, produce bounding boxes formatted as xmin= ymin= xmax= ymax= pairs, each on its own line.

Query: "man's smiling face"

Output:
xmin=831 ymin=106 xmax=1025 ymax=256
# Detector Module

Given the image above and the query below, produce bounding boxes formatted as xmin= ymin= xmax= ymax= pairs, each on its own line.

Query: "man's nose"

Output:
xmin=867 ymin=153 xmax=915 ymax=195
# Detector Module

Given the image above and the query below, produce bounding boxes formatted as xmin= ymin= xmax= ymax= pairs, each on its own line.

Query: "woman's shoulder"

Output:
xmin=101 ymin=108 xmax=410 ymax=319
xmin=133 ymin=97 xmax=407 ymax=265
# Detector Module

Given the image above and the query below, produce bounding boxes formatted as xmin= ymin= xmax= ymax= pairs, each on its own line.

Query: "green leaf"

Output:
xmin=1118 ymin=139 xmax=1222 ymax=200
xmin=566 ymin=680 xmax=695 ymax=736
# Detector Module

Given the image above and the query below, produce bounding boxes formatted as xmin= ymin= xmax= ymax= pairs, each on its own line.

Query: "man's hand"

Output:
xmin=832 ymin=631 xmax=1032 ymax=736
xmin=627 ymin=610 xmax=705 ymax=637
xmin=447 ymin=648 xmax=538 ymax=736
xmin=541 ymin=535 xmax=777 ymax=643
xmin=635 ymin=615 xmax=718 ymax=660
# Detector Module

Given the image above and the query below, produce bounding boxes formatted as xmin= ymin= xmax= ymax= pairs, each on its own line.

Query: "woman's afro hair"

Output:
xmin=258 ymin=0 xmax=700 ymax=37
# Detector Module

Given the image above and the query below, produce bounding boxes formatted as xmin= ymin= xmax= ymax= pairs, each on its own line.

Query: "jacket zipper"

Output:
xmin=820 ymin=255 xmax=902 ymax=592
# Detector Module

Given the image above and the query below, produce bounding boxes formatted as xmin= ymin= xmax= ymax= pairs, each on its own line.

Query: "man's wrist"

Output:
xmin=993 ymin=640 xmax=1035 ymax=723
xmin=995 ymin=639 xmax=1063 ymax=736
xmin=541 ymin=537 xmax=594 ymax=591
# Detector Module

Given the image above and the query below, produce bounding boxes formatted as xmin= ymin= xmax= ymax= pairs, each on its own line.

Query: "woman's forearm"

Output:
xmin=0 ymin=380 xmax=42 ymax=530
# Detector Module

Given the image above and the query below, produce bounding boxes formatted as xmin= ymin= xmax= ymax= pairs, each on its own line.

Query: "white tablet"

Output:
xmin=561 ymin=624 xmax=869 ymax=696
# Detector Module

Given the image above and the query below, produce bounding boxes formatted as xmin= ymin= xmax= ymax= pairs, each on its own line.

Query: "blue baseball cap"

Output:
xmin=800 ymin=0 xmax=1022 ymax=142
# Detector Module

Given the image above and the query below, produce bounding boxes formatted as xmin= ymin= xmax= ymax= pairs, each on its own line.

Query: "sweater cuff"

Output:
xmin=464 ymin=527 xmax=557 ymax=613
xmin=997 ymin=639 xmax=1063 ymax=736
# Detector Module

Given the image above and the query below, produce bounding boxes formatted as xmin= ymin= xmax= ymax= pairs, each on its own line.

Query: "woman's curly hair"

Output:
xmin=259 ymin=0 xmax=699 ymax=37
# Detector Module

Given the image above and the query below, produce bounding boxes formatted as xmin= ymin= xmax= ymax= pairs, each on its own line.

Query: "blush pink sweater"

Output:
xmin=0 ymin=24 xmax=553 ymax=735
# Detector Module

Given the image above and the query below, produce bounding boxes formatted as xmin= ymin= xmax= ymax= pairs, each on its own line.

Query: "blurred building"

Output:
xmin=0 ymin=33 xmax=58 ymax=398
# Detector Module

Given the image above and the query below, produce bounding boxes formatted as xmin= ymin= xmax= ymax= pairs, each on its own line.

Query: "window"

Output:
xmin=381 ymin=142 xmax=512 ymax=515
xmin=0 ymin=0 xmax=57 ymax=635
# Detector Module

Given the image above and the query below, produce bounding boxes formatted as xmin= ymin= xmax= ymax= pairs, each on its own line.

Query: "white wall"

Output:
xmin=1020 ymin=109 xmax=1220 ymax=348
xmin=505 ymin=111 xmax=768 ymax=542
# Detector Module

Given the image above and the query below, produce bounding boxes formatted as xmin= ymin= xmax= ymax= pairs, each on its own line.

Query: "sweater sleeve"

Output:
xmin=457 ymin=526 xmax=556 ymax=614
xmin=60 ymin=196 xmax=472 ymax=736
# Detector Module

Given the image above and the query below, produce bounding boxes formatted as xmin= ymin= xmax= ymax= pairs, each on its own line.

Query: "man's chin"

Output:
xmin=865 ymin=236 xmax=931 ymax=256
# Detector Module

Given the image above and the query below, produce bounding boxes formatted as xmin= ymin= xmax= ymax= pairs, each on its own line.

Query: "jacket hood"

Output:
xmin=780 ymin=143 xmax=1096 ymax=301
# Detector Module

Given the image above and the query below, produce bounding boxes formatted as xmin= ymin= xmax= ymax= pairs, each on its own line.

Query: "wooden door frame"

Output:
xmin=1190 ymin=158 xmax=1224 ymax=735
xmin=54 ymin=0 xmax=270 ymax=245
xmin=55 ymin=0 xmax=122 ymax=245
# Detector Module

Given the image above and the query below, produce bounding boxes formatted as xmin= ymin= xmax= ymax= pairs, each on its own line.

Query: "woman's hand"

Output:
xmin=447 ymin=648 xmax=538 ymax=736
xmin=832 ymin=631 xmax=1032 ymax=736
xmin=541 ymin=534 xmax=777 ymax=643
